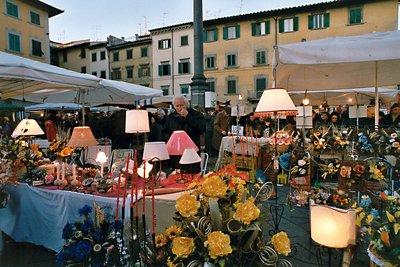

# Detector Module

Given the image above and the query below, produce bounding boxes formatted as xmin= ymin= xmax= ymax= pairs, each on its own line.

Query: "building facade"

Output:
xmin=106 ymin=35 xmax=152 ymax=87
xmin=0 ymin=0 xmax=63 ymax=63
xmin=88 ymin=42 xmax=108 ymax=79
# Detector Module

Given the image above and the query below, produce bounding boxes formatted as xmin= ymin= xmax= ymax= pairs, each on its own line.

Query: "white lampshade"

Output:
xmin=96 ymin=151 xmax=108 ymax=164
xmin=67 ymin=126 xmax=98 ymax=147
xmin=125 ymin=109 xmax=150 ymax=133
xmin=310 ymin=204 xmax=356 ymax=248
xmin=137 ymin=161 xmax=153 ymax=179
xmin=255 ymin=88 xmax=298 ymax=117
xmin=143 ymin=142 xmax=170 ymax=161
xmin=179 ymin=148 xmax=201 ymax=164
xmin=11 ymin=119 xmax=44 ymax=138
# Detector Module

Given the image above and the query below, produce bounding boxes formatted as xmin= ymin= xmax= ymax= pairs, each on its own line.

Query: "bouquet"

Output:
xmin=330 ymin=129 xmax=351 ymax=151
xmin=268 ymin=130 xmax=293 ymax=153
xmin=311 ymin=131 xmax=330 ymax=153
xmin=356 ymin=130 xmax=381 ymax=155
xmin=153 ymin=164 xmax=292 ymax=266
xmin=56 ymin=204 xmax=130 ymax=267
xmin=356 ymin=193 xmax=400 ymax=265
xmin=381 ymin=129 xmax=400 ymax=155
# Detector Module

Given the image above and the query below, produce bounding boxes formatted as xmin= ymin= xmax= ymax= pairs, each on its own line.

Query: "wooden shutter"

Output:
xmin=223 ymin=27 xmax=228 ymax=39
xmin=213 ymin=28 xmax=218 ymax=41
xmin=266 ymin=20 xmax=270 ymax=34
xmin=324 ymin=13 xmax=330 ymax=28
xmin=251 ymin=23 xmax=257 ymax=36
xmin=293 ymin=17 xmax=299 ymax=31
xmin=308 ymin=15 xmax=313 ymax=29
xmin=235 ymin=25 xmax=240 ymax=38
xmin=278 ymin=19 xmax=284 ymax=33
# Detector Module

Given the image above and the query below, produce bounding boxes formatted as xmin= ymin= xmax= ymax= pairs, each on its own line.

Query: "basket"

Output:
xmin=222 ymin=151 xmax=256 ymax=170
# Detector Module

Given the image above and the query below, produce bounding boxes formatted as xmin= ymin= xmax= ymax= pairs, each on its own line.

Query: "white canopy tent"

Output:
xmin=273 ymin=30 xmax=400 ymax=125
xmin=24 ymin=102 xmax=83 ymax=111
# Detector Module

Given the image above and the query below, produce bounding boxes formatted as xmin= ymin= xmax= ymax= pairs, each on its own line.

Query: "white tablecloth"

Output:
xmin=0 ymin=183 xmax=138 ymax=252
xmin=214 ymin=136 xmax=269 ymax=170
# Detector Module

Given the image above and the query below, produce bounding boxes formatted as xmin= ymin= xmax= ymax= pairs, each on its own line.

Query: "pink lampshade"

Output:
xmin=254 ymin=88 xmax=298 ymax=117
xmin=67 ymin=126 xmax=98 ymax=147
xmin=179 ymin=148 xmax=201 ymax=164
xmin=166 ymin=130 xmax=198 ymax=155
xmin=143 ymin=142 xmax=170 ymax=161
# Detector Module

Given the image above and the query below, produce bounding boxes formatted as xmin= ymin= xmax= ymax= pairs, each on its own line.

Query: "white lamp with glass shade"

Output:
xmin=96 ymin=151 xmax=108 ymax=177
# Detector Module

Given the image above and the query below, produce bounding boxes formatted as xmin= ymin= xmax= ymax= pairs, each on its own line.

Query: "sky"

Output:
xmin=45 ymin=0 xmax=325 ymax=43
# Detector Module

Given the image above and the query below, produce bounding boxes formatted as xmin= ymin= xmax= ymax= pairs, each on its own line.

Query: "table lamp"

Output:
xmin=11 ymin=119 xmax=44 ymax=138
xmin=67 ymin=126 xmax=98 ymax=166
xmin=166 ymin=130 xmax=198 ymax=155
xmin=254 ymin=88 xmax=297 ymax=233
xmin=125 ymin=109 xmax=150 ymax=134
xmin=96 ymin=151 xmax=108 ymax=177
xmin=179 ymin=148 xmax=201 ymax=165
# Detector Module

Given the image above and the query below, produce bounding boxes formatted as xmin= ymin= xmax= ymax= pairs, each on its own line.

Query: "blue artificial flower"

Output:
xmin=62 ymin=223 xmax=74 ymax=240
xmin=358 ymin=135 xmax=368 ymax=144
xmin=91 ymin=256 xmax=104 ymax=267
xmin=371 ymin=208 xmax=380 ymax=218
xmin=112 ymin=220 xmax=123 ymax=231
xmin=360 ymin=197 xmax=372 ymax=208
xmin=79 ymin=205 xmax=92 ymax=216
xmin=55 ymin=251 xmax=65 ymax=264
xmin=75 ymin=240 xmax=92 ymax=261
xmin=92 ymin=230 xmax=103 ymax=243
xmin=65 ymin=243 xmax=76 ymax=258
xmin=361 ymin=144 xmax=372 ymax=151
xmin=82 ymin=219 xmax=93 ymax=235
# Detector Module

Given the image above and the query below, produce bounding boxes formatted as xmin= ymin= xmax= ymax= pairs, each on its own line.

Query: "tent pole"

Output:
xmin=81 ymin=89 xmax=86 ymax=126
xmin=374 ymin=61 xmax=379 ymax=129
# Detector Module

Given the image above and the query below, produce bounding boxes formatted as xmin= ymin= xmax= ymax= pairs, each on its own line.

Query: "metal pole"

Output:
xmin=191 ymin=0 xmax=207 ymax=108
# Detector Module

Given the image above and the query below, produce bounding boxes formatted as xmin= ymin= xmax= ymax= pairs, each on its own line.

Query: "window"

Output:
xmin=161 ymin=85 xmax=169 ymax=96
xmin=158 ymin=39 xmax=171 ymax=49
xmin=30 ymin=11 xmax=40 ymax=25
xmin=255 ymin=76 xmax=267 ymax=98
xmin=279 ymin=17 xmax=299 ymax=33
xmin=251 ymin=21 xmax=270 ymax=36
xmin=80 ymin=47 xmax=86 ymax=58
xmin=226 ymin=53 xmax=237 ymax=67
xmin=113 ymin=51 xmax=119 ymax=61
xmin=255 ymin=50 xmax=267 ymax=65
xmin=203 ymin=28 xmax=218 ymax=42
xmin=31 ymin=39 xmax=43 ymax=57
xmin=308 ymin=14 xmax=330 ymax=29
xmin=205 ymin=55 xmax=216 ymax=69
xmin=158 ymin=63 xmax=171 ymax=76
xmin=100 ymin=70 xmax=106 ymax=78
xmin=111 ymin=68 xmax=121 ymax=80
xmin=138 ymin=65 xmax=150 ymax=77
xmin=7 ymin=32 xmax=20 ymax=52
xmin=227 ymin=78 xmax=237 ymax=94
xmin=126 ymin=66 xmax=133 ymax=79
xmin=63 ymin=50 xmax=67 ymax=62
xmin=180 ymin=84 xmax=190 ymax=94
xmin=181 ymin=35 xmax=189 ymax=46
xmin=206 ymin=79 xmax=216 ymax=92
xmin=100 ymin=51 xmax=106 ymax=60
xmin=223 ymin=26 xmax=240 ymax=40
xmin=6 ymin=1 xmax=18 ymax=18
xmin=126 ymin=49 xmax=133 ymax=59
xmin=178 ymin=60 xmax=190 ymax=74
xmin=141 ymin=47 xmax=148 ymax=57
xmin=92 ymin=71 xmax=97 ymax=76
xmin=81 ymin=66 xmax=86 ymax=73
xmin=349 ymin=7 xmax=363 ymax=25
xmin=91 ymin=52 xmax=97 ymax=62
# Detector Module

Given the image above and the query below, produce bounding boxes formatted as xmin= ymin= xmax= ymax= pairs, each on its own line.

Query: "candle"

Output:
xmin=142 ymin=162 xmax=146 ymax=216
xmin=122 ymin=154 xmax=130 ymax=211
xmin=61 ymin=163 xmax=65 ymax=180
xmin=151 ymin=171 xmax=155 ymax=235
xmin=131 ymin=151 xmax=136 ymax=209
xmin=246 ymin=125 xmax=249 ymax=156
xmin=72 ymin=164 xmax=76 ymax=180
xmin=115 ymin=173 xmax=121 ymax=221
xmin=56 ymin=163 xmax=60 ymax=180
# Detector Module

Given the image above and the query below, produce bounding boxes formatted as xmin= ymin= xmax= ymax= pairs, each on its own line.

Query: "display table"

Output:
xmin=0 ymin=183 xmax=136 ymax=252
xmin=214 ymin=136 xmax=269 ymax=170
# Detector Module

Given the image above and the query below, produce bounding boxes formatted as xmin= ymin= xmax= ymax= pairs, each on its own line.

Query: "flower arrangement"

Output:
xmin=153 ymin=164 xmax=292 ymax=266
xmin=48 ymin=138 xmax=75 ymax=161
xmin=381 ymin=129 xmax=400 ymax=155
xmin=290 ymin=155 xmax=310 ymax=178
xmin=357 ymin=131 xmax=381 ymax=155
xmin=330 ymin=129 xmax=351 ymax=151
xmin=311 ymin=131 xmax=330 ymax=152
xmin=0 ymin=158 xmax=19 ymax=208
xmin=56 ymin=204 xmax=130 ymax=267
xmin=356 ymin=193 xmax=400 ymax=266
xmin=268 ymin=130 xmax=293 ymax=153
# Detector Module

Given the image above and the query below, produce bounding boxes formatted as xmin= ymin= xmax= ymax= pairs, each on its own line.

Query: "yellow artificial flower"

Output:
xmin=234 ymin=198 xmax=260 ymax=225
xmin=201 ymin=175 xmax=228 ymax=198
xmin=165 ymin=225 xmax=183 ymax=241
xmin=175 ymin=194 xmax=200 ymax=218
xmin=60 ymin=147 xmax=75 ymax=157
xmin=386 ymin=211 xmax=395 ymax=223
xmin=155 ymin=234 xmax=168 ymax=248
xmin=366 ymin=214 xmax=374 ymax=225
xmin=356 ymin=207 xmax=363 ymax=213
xmin=356 ymin=212 xmax=366 ymax=227
xmin=394 ymin=223 xmax=400 ymax=235
xmin=171 ymin=237 xmax=195 ymax=258
xmin=271 ymin=231 xmax=291 ymax=256
xmin=204 ymin=231 xmax=233 ymax=259
xmin=166 ymin=257 xmax=175 ymax=267
xmin=395 ymin=211 xmax=400 ymax=219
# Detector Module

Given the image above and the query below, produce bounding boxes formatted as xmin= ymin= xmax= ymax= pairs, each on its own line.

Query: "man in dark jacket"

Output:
xmin=163 ymin=95 xmax=206 ymax=148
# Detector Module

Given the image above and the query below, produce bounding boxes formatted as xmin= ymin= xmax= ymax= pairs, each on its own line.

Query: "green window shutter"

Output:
xmin=251 ymin=23 xmax=257 ymax=36
xmin=148 ymin=68 xmax=150 ymax=76
xmin=178 ymin=62 xmax=182 ymax=74
xmin=188 ymin=63 xmax=190 ymax=74
xmin=266 ymin=20 xmax=270 ymax=34
xmin=158 ymin=65 xmax=162 ymax=76
xmin=293 ymin=17 xmax=299 ymax=31
xmin=308 ymin=15 xmax=313 ymax=29
xmin=213 ymin=28 xmax=218 ymax=41
xmin=223 ymin=27 xmax=228 ymax=39
xmin=203 ymin=30 xmax=207 ymax=42
xmin=235 ymin=25 xmax=240 ymax=38
xmin=324 ymin=13 xmax=330 ymax=28
xmin=167 ymin=64 xmax=171 ymax=75
xmin=278 ymin=19 xmax=284 ymax=33
xmin=138 ymin=68 xmax=142 ymax=78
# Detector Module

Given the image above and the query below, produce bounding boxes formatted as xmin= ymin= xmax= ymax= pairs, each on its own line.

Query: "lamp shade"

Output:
xmin=11 ymin=119 xmax=44 ymax=138
xmin=67 ymin=126 xmax=98 ymax=147
xmin=254 ymin=88 xmax=298 ymax=117
xmin=143 ymin=142 xmax=170 ymax=161
xmin=310 ymin=204 xmax=356 ymax=248
xmin=179 ymin=148 xmax=201 ymax=164
xmin=96 ymin=151 xmax=108 ymax=164
xmin=125 ymin=109 xmax=150 ymax=133
xmin=166 ymin=130 xmax=198 ymax=155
